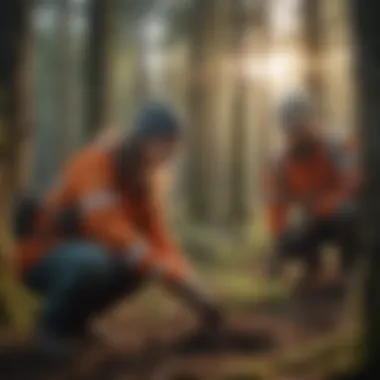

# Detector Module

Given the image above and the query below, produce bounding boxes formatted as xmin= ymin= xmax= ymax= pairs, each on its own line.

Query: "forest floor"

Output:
xmin=0 ymin=277 xmax=360 ymax=380
xmin=0 ymin=224 xmax=361 ymax=380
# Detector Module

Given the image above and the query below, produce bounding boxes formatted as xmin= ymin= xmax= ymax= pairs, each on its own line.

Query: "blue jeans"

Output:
xmin=25 ymin=241 xmax=145 ymax=339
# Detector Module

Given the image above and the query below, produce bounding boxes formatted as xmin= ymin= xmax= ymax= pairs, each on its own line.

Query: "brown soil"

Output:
xmin=0 ymin=284 xmax=351 ymax=380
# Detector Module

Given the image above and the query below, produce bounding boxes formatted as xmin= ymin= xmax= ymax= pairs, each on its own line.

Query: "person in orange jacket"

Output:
xmin=15 ymin=103 xmax=222 ymax=350
xmin=265 ymin=93 xmax=360 ymax=284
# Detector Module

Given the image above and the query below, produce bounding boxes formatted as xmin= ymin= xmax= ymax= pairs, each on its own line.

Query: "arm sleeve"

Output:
xmin=313 ymin=192 xmax=344 ymax=217
xmin=264 ymin=160 xmax=289 ymax=237
xmin=74 ymin=168 xmax=174 ymax=279
xmin=313 ymin=137 xmax=358 ymax=217
xmin=70 ymin=156 xmax=191 ymax=284
xmin=136 ymin=180 xmax=217 ymax=315
xmin=139 ymin=191 xmax=191 ymax=282
xmin=140 ymin=197 xmax=215 ymax=314
xmin=340 ymin=138 xmax=361 ymax=197
xmin=268 ymin=203 xmax=288 ymax=237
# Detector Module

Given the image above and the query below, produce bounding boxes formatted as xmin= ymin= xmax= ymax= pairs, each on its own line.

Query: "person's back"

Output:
xmin=16 ymin=145 xmax=110 ymax=274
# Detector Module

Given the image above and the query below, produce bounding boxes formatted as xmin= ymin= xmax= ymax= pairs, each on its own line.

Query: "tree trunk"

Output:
xmin=186 ymin=0 xmax=217 ymax=223
xmin=133 ymin=36 xmax=149 ymax=110
xmin=85 ymin=0 xmax=113 ymax=140
xmin=351 ymin=0 xmax=380 ymax=376
xmin=0 ymin=0 xmax=32 ymax=327
xmin=229 ymin=2 xmax=247 ymax=224
xmin=230 ymin=76 xmax=249 ymax=224
xmin=303 ymin=0 xmax=323 ymax=101
xmin=57 ymin=0 xmax=74 ymax=164
xmin=229 ymin=1 xmax=260 ymax=225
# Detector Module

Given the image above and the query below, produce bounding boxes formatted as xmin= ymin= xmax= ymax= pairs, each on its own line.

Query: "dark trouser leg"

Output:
xmin=303 ymin=243 xmax=322 ymax=278
xmin=274 ymin=222 xmax=323 ymax=277
xmin=26 ymin=241 xmax=145 ymax=340
xmin=95 ymin=255 xmax=145 ymax=312
xmin=330 ymin=203 xmax=359 ymax=276
xmin=340 ymin=235 xmax=358 ymax=275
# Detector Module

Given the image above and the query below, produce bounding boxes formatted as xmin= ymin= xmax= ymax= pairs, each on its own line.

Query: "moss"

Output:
xmin=0 ymin=226 xmax=38 ymax=332
xmin=203 ymin=271 xmax=288 ymax=306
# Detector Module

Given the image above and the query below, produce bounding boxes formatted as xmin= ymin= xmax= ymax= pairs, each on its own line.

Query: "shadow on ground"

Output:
xmin=0 ymin=283 xmax=350 ymax=380
xmin=0 ymin=327 xmax=275 ymax=380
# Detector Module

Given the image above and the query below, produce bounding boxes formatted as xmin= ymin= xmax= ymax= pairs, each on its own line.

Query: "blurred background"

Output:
xmin=0 ymin=0 xmax=367 ymax=379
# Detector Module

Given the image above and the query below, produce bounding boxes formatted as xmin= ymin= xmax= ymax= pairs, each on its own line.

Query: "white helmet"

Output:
xmin=279 ymin=91 xmax=315 ymax=130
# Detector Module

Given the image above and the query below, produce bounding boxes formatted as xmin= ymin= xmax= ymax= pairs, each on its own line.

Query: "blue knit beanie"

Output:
xmin=132 ymin=103 xmax=183 ymax=141
xmin=279 ymin=92 xmax=315 ymax=130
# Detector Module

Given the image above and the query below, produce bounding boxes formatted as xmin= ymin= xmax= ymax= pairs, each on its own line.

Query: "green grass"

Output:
xmin=176 ymin=217 xmax=288 ymax=307
xmin=202 ymin=270 xmax=288 ymax=305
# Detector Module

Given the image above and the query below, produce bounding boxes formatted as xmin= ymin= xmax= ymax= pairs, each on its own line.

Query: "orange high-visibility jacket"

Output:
xmin=264 ymin=136 xmax=359 ymax=237
xmin=15 ymin=145 xmax=190 ymax=284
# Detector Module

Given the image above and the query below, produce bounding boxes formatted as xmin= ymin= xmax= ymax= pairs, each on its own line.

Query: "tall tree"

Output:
xmin=302 ymin=0 xmax=323 ymax=101
xmin=229 ymin=0 xmax=266 ymax=225
xmin=350 ymin=0 xmax=380 ymax=377
xmin=57 ymin=0 xmax=74 ymax=163
xmin=229 ymin=0 xmax=249 ymax=224
xmin=85 ymin=0 xmax=114 ymax=139
xmin=254 ymin=4 xmax=271 ymax=212
xmin=0 ymin=0 xmax=32 ymax=326
xmin=185 ymin=0 xmax=217 ymax=223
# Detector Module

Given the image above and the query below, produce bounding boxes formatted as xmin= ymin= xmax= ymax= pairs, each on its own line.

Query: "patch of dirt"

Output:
xmin=0 ymin=322 xmax=277 ymax=380
xmin=0 ymin=282 xmax=351 ymax=380
xmin=173 ymin=328 xmax=274 ymax=356
xmin=250 ymin=282 xmax=347 ymax=332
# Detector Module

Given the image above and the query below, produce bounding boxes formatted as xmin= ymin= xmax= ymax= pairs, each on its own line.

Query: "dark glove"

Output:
xmin=200 ymin=301 xmax=224 ymax=331
xmin=336 ymin=200 xmax=357 ymax=217
xmin=196 ymin=301 xmax=226 ymax=352
xmin=170 ymin=276 xmax=224 ymax=328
